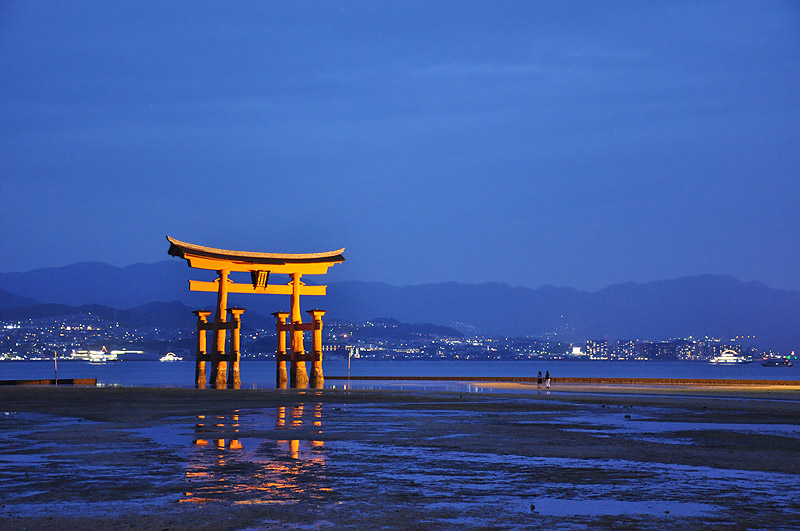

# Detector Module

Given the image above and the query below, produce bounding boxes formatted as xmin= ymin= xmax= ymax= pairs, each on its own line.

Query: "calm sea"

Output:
xmin=1 ymin=359 xmax=797 ymax=388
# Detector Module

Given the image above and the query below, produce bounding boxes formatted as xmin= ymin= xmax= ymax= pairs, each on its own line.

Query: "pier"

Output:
xmin=0 ymin=378 xmax=97 ymax=386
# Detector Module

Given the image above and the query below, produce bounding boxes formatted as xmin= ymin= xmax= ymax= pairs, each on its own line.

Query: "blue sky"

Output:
xmin=1 ymin=1 xmax=799 ymax=290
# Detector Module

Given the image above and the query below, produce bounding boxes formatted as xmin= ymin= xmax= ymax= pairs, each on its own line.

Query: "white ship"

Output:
xmin=71 ymin=347 xmax=118 ymax=364
xmin=159 ymin=352 xmax=183 ymax=362
xmin=709 ymin=349 xmax=751 ymax=364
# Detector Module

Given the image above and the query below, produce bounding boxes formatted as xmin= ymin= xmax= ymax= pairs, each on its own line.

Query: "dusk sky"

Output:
xmin=2 ymin=1 xmax=798 ymax=291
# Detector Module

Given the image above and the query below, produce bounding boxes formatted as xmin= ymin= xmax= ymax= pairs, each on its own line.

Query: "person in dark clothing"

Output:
xmin=537 ymin=371 xmax=543 ymax=388
xmin=545 ymin=370 xmax=551 ymax=389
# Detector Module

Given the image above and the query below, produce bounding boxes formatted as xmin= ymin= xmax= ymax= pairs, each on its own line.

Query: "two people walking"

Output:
xmin=537 ymin=370 xmax=551 ymax=389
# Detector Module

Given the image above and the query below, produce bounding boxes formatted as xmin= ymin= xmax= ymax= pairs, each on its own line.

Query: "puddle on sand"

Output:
xmin=0 ymin=453 xmax=47 ymax=463
xmin=529 ymin=497 xmax=715 ymax=517
xmin=124 ymin=424 xmax=197 ymax=447
xmin=561 ymin=427 xmax=694 ymax=445
xmin=4 ymin=495 xmax=181 ymax=519
xmin=428 ymin=497 xmax=714 ymax=518
xmin=323 ymin=439 xmax=799 ymax=520
xmin=556 ymin=413 xmax=800 ymax=438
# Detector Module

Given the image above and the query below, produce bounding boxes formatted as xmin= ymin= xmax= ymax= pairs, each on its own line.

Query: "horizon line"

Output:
xmin=0 ymin=259 xmax=796 ymax=294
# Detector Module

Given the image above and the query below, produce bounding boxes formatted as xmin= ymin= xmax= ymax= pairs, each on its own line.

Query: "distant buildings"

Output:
xmin=614 ymin=340 xmax=637 ymax=359
xmin=585 ymin=339 xmax=608 ymax=359
xmin=0 ymin=312 xmax=779 ymax=362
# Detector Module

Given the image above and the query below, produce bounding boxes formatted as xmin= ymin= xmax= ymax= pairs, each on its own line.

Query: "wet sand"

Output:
xmin=0 ymin=384 xmax=798 ymax=530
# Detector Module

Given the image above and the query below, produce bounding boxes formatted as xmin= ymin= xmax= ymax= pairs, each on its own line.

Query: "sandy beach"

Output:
xmin=1 ymin=383 xmax=798 ymax=530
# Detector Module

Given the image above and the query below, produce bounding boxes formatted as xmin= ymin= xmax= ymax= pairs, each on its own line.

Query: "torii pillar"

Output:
xmin=308 ymin=309 xmax=326 ymax=388
xmin=273 ymin=311 xmax=290 ymax=388
xmin=227 ymin=307 xmax=245 ymax=389
xmin=211 ymin=269 xmax=230 ymax=390
xmin=289 ymin=273 xmax=309 ymax=388
xmin=192 ymin=310 xmax=212 ymax=389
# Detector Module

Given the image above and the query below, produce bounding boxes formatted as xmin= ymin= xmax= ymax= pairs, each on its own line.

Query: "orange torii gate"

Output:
xmin=167 ymin=236 xmax=345 ymax=389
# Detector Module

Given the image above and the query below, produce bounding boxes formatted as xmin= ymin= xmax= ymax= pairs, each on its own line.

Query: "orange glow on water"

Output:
xmin=181 ymin=404 xmax=327 ymax=505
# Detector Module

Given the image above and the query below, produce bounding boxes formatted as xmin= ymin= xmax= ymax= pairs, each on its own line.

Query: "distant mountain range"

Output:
xmin=0 ymin=301 xmax=195 ymax=329
xmin=0 ymin=287 xmax=38 ymax=309
xmin=0 ymin=261 xmax=798 ymax=350
xmin=0 ymin=300 xmax=275 ymax=331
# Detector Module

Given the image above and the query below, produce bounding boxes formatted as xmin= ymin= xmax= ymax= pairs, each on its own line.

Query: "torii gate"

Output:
xmin=166 ymin=236 xmax=345 ymax=389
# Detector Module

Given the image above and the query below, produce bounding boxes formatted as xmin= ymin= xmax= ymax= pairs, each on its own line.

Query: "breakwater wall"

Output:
xmin=0 ymin=378 xmax=98 ymax=386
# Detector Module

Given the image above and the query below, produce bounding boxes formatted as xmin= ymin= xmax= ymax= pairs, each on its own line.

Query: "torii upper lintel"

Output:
xmin=166 ymin=236 xmax=345 ymax=275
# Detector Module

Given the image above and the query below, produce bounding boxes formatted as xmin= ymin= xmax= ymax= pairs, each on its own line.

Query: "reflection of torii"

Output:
xmin=182 ymin=406 xmax=325 ymax=504
xmin=167 ymin=236 xmax=345 ymax=389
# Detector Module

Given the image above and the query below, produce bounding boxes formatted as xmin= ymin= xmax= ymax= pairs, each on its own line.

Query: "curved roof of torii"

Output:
xmin=166 ymin=236 xmax=345 ymax=265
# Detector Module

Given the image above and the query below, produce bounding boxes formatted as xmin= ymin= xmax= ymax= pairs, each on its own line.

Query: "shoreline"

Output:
xmin=1 ymin=383 xmax=799 ymax=421
xmin=0 ymin=375 xmax=798 ymax=398
xmin=328 ymin=377 xmax=800 ymax=399
xmin=327 ymin=375 xmax=800 ymax=386
xmin=463 ymin=381 xmax=800 ymax=399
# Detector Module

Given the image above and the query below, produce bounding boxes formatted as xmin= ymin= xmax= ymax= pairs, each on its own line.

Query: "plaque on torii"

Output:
xmin=167 ymin=236 xmax=345 ymax=389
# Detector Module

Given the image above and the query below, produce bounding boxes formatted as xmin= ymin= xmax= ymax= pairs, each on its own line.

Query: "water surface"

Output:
xmin=2 ymin=359 xmax=797 ymax=388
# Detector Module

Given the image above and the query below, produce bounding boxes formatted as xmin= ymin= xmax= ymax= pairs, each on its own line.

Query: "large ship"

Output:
xmin=709 ymin=349 xmax=751 ymax=364
xmin=761 ymin=358 xmax=793 ymax=367
xmin=71 ymin=347 xmax=119 ymax=364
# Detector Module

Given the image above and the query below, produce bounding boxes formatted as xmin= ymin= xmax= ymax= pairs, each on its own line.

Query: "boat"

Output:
xmin=761 ymin=358 xmax=793 ymax=367
xmin=709 ymin=349 xmax=751 ymax=364
xmin=159 ymin=352 xmax=183 ymax=362
xmin=72 ymin=347 xmax=119 ymax=364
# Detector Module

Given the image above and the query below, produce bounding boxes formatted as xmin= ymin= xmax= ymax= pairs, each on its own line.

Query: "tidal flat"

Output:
xmin=0 ymin=385 xmax=798 ymax=530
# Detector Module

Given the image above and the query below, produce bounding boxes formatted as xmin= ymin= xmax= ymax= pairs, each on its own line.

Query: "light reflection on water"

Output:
xmin=179 ymin=405 xmax=327 ymax=505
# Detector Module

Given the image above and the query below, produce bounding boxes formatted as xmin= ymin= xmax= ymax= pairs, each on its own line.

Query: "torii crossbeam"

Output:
xmin=167 ymin=236 xmax=345 ymax=389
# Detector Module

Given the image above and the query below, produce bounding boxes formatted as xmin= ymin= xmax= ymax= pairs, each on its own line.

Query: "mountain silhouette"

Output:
xmin=0 ymin=287 xmax=38 ymax=309
xmin=0 ymin=300 xmax=273 ymax=330
xmin=0 ymin=262 xmax=798 ymax=350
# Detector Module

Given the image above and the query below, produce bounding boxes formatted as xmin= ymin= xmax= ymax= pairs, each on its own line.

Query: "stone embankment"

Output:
xmin=0 ymin=378 xmax=97 ymax=386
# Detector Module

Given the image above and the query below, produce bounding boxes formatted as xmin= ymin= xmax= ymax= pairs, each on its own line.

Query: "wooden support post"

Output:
xmin=193 ymin=310 xmax=212 ymax=389
xmin=227 ymin=307 xmax=245 ymax=389
xmin=212 ymin=269 xmax=230 ymax=389
xmin=307 ymin=309 xmax=326 ymax=388
xmin=273 ymin=311 xmax=290 ymax=388
xmin=290 ymin=272 xmax=309 ymax=388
